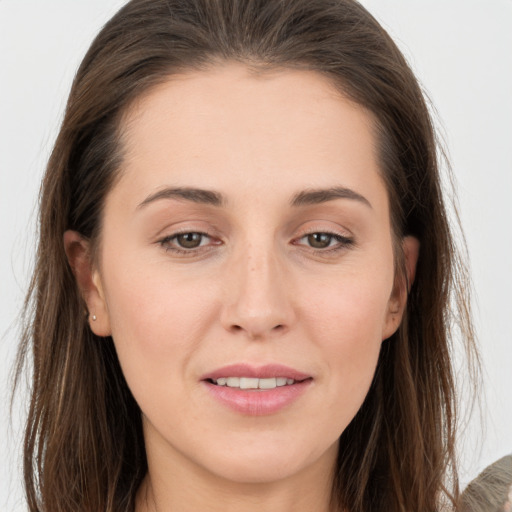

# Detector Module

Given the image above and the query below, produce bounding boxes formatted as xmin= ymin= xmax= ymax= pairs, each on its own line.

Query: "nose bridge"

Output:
xmin=222 ymin=239 xmax=294 ymax=338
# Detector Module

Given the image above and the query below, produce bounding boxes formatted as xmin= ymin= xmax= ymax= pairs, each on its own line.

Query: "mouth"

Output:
xmin=206 ymin=376 xmax=308 ymax=390
xmin=201 ymin=364 xmax=313 ymax=415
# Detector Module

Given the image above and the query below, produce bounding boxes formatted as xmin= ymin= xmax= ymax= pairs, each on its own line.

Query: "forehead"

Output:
xmin=114 ymin=63 xmax=385 ymax=212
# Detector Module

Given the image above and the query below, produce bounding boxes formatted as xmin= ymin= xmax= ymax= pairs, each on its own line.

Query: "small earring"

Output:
xmin=92 ymin=314 xmax=97 ymax=321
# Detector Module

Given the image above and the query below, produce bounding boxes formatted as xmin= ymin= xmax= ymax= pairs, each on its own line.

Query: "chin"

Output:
xmin=208 ymin=454 xmax=306 ymax=484
xmin=196 ymin=434 xmax=338 ymax=485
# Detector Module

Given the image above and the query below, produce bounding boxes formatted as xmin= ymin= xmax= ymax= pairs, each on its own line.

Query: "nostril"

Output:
xmin=228 ymin=323 xmax=286 ymax=337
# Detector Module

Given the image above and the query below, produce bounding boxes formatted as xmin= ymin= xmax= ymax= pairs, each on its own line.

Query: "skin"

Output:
xmin=65 ymin=63 xmax=419 ymax=512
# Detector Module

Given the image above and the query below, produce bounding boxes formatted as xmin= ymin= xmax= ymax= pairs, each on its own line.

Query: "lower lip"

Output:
xmin=202 ymin=380 xmax=312 ymax=416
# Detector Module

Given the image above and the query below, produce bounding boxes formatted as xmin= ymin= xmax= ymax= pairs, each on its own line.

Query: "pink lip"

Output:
xmin=201 ymin=363 xmax=311 ymax=381
xmin=201 ymin=364 xmax=313 ymax=416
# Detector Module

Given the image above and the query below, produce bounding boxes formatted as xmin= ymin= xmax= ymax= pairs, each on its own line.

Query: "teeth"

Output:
xmin=240 ymin=377 xmax=259 ymax=389
xmin=212 ymin=377 xmax=296 ymax=389
xmin=258 ymin=378 xmax=276 ymax=389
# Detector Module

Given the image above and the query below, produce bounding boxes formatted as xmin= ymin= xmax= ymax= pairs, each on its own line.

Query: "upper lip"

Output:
xmin=201 ymin=363 xmax=311 ymax=381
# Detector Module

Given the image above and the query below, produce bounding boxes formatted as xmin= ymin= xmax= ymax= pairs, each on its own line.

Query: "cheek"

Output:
xmin=100 ymin=252 xmax=220 ymax=392
xmin=104 ymin=247 xmax=213 ymax=335
xmin=299 ymin=263 xmax=393 ymax=415
xmin=303 ymin=264 xmax=392 ymax=347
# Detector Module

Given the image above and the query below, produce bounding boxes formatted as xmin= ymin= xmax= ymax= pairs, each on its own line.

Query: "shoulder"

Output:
xmin=460 ymin=455 xmax=512 ymax=512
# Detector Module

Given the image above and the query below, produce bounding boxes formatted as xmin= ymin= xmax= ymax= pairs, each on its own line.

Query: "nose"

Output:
xmin=220 ymin=244 xmax=296 ymax=340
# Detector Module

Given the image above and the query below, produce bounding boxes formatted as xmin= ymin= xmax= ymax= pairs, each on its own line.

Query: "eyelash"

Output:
xmin=158 ymin=230 xmax=354 ymax=256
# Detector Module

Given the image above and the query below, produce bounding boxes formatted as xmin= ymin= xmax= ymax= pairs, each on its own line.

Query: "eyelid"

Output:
xmin=293 ymin=222 xmax=353 ymax=240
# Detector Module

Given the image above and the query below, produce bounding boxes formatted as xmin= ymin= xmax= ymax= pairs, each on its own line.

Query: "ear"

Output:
xmin=382 ymin=235 xmax=420 ymax=340
xmin=63 ymin=230 xmax=111 ymax=337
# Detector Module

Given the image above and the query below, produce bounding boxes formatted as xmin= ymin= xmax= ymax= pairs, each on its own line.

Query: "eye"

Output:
xmin=305 ymin=233 xmax=335 ymax=249
xmin=174 ymin=232 xmax=207 ymax=249
xmin=159 ymin=231 xmax=218 ymax=254
xmin=295 ymin=232 xmax=354 ymax=252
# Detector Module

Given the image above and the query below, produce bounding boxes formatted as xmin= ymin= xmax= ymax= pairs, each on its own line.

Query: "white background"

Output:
xmin=1 ymin=1 xmax=511 ymax=510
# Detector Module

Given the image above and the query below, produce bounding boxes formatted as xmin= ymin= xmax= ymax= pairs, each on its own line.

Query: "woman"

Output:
xmin=14 ymin=0 xmax=478 ymax=510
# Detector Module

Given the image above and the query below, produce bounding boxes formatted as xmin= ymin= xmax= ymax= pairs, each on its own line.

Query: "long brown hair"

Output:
xmin=15 ymin=0 xmax=478 ymax=510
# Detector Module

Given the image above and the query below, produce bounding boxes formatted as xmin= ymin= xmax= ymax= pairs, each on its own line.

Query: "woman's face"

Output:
xmin=79 ymin=64 xmax=413 ymax=485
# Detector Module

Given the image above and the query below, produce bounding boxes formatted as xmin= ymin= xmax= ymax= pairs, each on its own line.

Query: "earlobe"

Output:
xmin=382 ymin=236 xmax=420 ymax=340
xmin=63 ymin=230 xmax=111 ymax=337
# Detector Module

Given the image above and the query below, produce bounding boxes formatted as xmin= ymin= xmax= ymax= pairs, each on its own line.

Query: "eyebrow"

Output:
xmin=137 ymin=187 xmax=225 ymax=209
xmin=290 ymin=187 xmax=372 ymax=209
xmin=137 ymin=185 xmax=371 ymax=210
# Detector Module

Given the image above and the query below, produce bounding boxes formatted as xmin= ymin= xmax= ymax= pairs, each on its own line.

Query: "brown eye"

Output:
xmin=176 ymin=232 xmax=204 ymax=249
xmin=307 ymin=233 xmax=333 ymax=249
xmin=159 ymin=231 xmax=220 ymax=255
xmin=294 ymin=231 xmax=354 ymax=253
